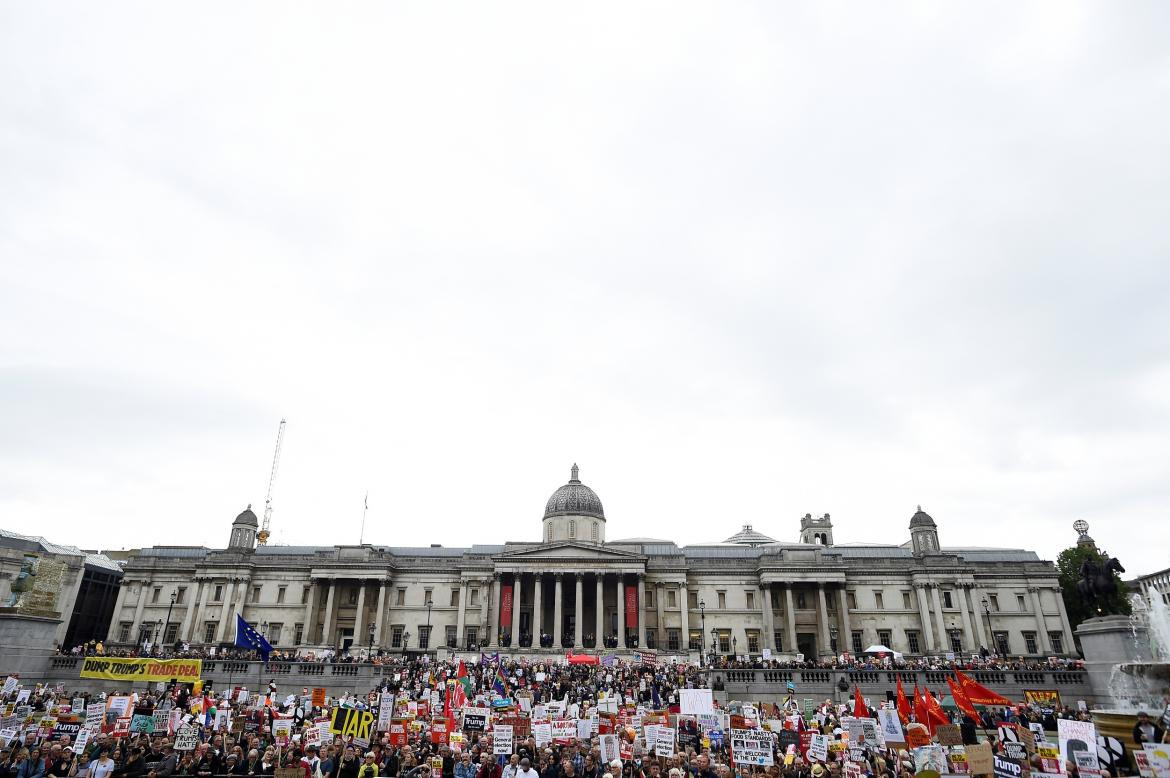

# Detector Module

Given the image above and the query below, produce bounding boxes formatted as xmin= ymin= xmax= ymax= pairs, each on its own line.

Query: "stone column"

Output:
xmin=553 ymin=573 xmax=564 ymax=647
xmin=193 ymin=580 xmax=213 ymax=643
xmin=656 ymin=582 xmax=667 ymax=650
xmin=759 ymin=584 xmax=774 ymax=651
xmin=179 ymin=580 xmax=202 ymax=643
xmin=957 ymin=583 xmax=975 ymax=653
xmin=130 ymin=580 xmax=150 ymax=644
xmin=595 ymin=575 xmax=605 ymax=646
xmin=930 ymin=585 xmax=949 ymax=652
xmin=838 ymin=586 xmax=851 ymax=651
xmin=784 ymin=586 xmax=796 ymax=654
xmin=1054 ymin=586 xmax=1075 ymax=655
xmin=1030 ymin=587 xmax=1052 ymax=654
xmin=816 ymin=584 xmax=832 ymax=657
xmin=969 ymin=586 xmax=988 ymax=651
xmin=302 ymin=582 xmax=318 ymax=648
xmin=574 ymin=573 xmax=584 ymax=648
xmin=321 ymin=579 xmax=337 ymax=647
xmin=915 ymin=585 xmax=935 ymax=652
xmin=526 ymin=576 xmax=537 ymax=647
xmin=616 ymin=576 xmax=626 ymax=647
xmin=636 ymin=575 xmax=647 ymax=648
xmin=215 ymin=579 xmax=235 ymax=643
xmin=478 ymin=577 xmax=490 ymax=644
xmin=488 ymin=575 xmax=500 ymax=648
xmin=679 ymin=580 xmax=690 ymax=654
xmin=375 ymin=581 xmax=388 ymax=650
xmin=355 ymin=581 xmax=368 ymax=646
xmin=510 ymin=574 xmax=522 ymax=648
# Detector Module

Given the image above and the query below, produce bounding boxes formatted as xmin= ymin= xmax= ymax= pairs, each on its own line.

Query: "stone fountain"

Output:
xmin=1071 ymin=521 xmax=1170 ymax=753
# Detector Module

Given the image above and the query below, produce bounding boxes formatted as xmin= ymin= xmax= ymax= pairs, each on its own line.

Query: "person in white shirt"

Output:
xmin=517 ymin=758 xmax=539 ymax=778
xmin=502 ymin=754 xmax=521 ymax=778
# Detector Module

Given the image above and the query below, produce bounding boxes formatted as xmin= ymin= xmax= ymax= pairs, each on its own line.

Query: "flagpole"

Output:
xmin=359 ymin=492 xmax=368 ymax=545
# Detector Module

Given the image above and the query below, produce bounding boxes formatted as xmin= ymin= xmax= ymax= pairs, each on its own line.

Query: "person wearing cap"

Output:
xmin=299 ymin=745 xmax=321 ymax=778
xmin=1134 ymin=711 xmax=1166 ymax=746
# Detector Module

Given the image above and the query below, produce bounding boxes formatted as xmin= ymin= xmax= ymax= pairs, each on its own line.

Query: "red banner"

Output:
xmin=625 ymin=584 xmax=638 ymax=628
xmin=500 ymin=584 xmax=514 ymax=628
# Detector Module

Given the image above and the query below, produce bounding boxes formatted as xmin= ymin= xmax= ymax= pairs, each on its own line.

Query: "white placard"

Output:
xmin=730 ymin=729 xmax=774 ymax=766
xmin=493 ymin=724 xmax=514 ymax=755
xmin=600 ymin=734 xmax=619 ymax=763
xmin=655 ymin=728 xmax=676 ymax=757
xmin=877 ymin=709 xmax=905 ymax=745
xmin=1058 ymin=719 xmax=1097 ymax=767
xmin=680 ymin=689 xmax=714 ymax=715
xmin=808 ymin=734 xmax=829 ymax=762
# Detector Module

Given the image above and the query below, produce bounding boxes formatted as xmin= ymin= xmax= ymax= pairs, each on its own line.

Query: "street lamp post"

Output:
xmin=403 ymin=631 xmax=411 ymax=654
xmin=368 ymin=621 xmax=376 ymax=660
xmin=163 ymin=591 xmax=177 ymax=650
xmin=152 ymin=619 xmax=162 ymax=652
xmin=699 ymin=599 xmax=706 ymax=666
xmin=732 ymin=636 xmax=737 ymax=658
xmin=425 ymin=599 xmax=433 ymax=653
xmin=711 ymin=627 xmax=718 ymax=663
xmin=981 ymin=596 xmax=994 ymax=655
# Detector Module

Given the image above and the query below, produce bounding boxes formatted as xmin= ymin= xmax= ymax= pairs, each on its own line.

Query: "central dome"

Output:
xmin=543 ymin=464 xmax=605 ymax=520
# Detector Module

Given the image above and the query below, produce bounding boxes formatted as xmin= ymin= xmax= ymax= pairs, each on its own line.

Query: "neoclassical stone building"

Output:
xmin=107 ymin=466 xmax=1077 ymax=659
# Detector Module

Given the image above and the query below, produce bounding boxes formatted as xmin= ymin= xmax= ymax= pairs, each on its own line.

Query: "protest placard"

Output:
xmin=600 ymin=734 xmax=619 ymax=764
xmin=966 ymin=743 xmax=994 ymax=775
xmin=808 ymin=734 xmax=829 ymax=762
xmin=1057 ymin=718 xmax=1096 ymax=767
xmin=493 ymin=725 xmax=514 ymax=755
xmin=174 ymin=725 xmax=199 ymax=751
xmin=936 ymin=724 xmax=962 ymax=747
xmin=731 ymin=729 xmax=774 ymax=766
xmin=655 ymin=727 xmax=676 ymax=757
xmin=877 ymin=709 xmax=905 ymax=746
xmin=993 ymin=755 xmax=1023 ymax=778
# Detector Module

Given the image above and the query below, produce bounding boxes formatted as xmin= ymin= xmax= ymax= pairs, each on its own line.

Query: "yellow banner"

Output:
xmin=1022 ymin=689 xmax=1061 ymax=708
xmin=80 ymin=657 xmax=202 ymax=682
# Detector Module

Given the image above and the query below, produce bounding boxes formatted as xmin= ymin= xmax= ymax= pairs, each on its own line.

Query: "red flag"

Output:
xmin=953 ymin=669 xmax=1012 ymax=706
xmin=912 ymin=684 xmax=932 ymax=733
xmin=947 ymin=676 xmax=978 ymax=721
xmin=896 ymin=677 xmax=911 ymax=725
xmin=925 ymin=689 xmax=950 ymax=730
xmin=853 ymin=686 xmax=869 ymax=718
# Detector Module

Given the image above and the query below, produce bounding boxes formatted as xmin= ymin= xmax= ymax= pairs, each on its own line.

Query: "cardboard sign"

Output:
xmin=966 ymin=743 xmax=994 ymax=776
xmin=600 ymin=734 xmax=619 ymax=763
xmin=388 ymin=720 xmax=408 ymax=747
xmin=906 ymin=726 xmax=932 ymax=749
xmin=878 ymin=709 xmax=906 ymax=745
xmin=1004 ymin=742 xmax=1027 ymax=762
xmin=493 ymin=724 xmax=514 ymax=755
xmin=655 ymin=727 xmax=676 ymax=757
xmin=936 ymin=724 xmax=962 ymax=747
xmin=993 ymin=755 xmax=1023 ymax=778
xmin=1058 ymin=719 xmax=1097 ymax=767
xmin=462 ymin=708 xmax=489 ymax=732
xmin=175 ymin=725 xmax=199 ymax=751
xmin=808 ymin=734 xmax=829 ymax=762
xmin=311 ymin=688 xmax=327 ymax=708
xmin=330 ymin=707 xmax=375 ymax=746
xmin=731 ymin=728 xmax=774 ymax=766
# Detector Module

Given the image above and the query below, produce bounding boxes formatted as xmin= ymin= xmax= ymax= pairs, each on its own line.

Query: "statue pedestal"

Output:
xmin=1075 ymin=614 xmax=1150 ymax=704
xmin=0 ymin=609 xmax=64 ymax=677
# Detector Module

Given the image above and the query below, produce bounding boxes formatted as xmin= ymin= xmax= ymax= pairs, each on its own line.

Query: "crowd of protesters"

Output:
xmin=4 ymin=654 xmax=1160 ymax=778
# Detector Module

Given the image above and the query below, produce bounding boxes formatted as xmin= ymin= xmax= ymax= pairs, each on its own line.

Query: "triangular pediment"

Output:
xmin=495 ymin=541 xmax=642 ymax=560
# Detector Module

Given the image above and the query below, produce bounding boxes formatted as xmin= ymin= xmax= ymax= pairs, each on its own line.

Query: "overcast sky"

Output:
xmin=2 ymin=3 xmax=1168 ymax=576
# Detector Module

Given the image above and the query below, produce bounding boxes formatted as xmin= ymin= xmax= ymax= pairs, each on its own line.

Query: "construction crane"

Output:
xmin=257 ymin=418 xmax=286 ymax=545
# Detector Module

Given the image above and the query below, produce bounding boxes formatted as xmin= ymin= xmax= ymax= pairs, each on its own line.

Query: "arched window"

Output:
xmin=591 ymin=522 xmax=599 ymax=542
xmin=569 ymin=519 xmax=577 ymax=539
xmin=815 ymin=533 xmax=824 ymax=545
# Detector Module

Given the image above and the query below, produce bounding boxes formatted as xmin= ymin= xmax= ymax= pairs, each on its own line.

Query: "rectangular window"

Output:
xmin=745 ymin=591 xmax=754 ymax=609
xmin=277 ymin=586 xmax=286 ymax=604
xmin=646 ymin=588 xmax=655 ymax=607
xmin=424 ymin=588 xmax=433 ymax=606
xmin=470 ymin=588 xmax=480 ymax=607
xmin=771 ymin=589 xmax=780 ymax=609
xmin=465 ymin=626 xmax=478 ymax=648
xmin=591 ymin=522 xmax=599 ymax=542
xmin=269 ymin=623 xmax=282 ymax=645
xmin=994 ymin=631 xmax=1009 ymax=656
xmin=204 ymin=622 xmax=217 ymax=643
xmin=846 ymin=591 xmax=856 ymax=610
xmin=718 ymin=632 xmax=730 ymax=653
xmin=668 ymin=590 xmax=677 ymax=608
xmin=294 ymin=624 xmax=304 ymax=645
xmin=445 ymin=625 xmax=457 ymax=647
xmin=1024 ymin=631 xmax=1038 ymax=654
xmin=950 ymin=631 xmax=962 ymax=653
xmin=214 ymin=584 xmax=223 ymax=602
xmin=152 ymin=587 xmax=161 ymax=604
xmin=907 ymin=631 xmax=920 ymax=654
xmin=348 ymin=588 xmax=358 ymax=605
xmin=450 ymin=588 xmax=460 ymax=607
xmin=874 ymin=592 xmax=884 ymax=610
xmin=688 ymin=591 xmax=698 ymax=610
xmin=878 ymin=630 xmax=892 ymax=648
xmin=302 ymin=587 xmax=310 ymax=604
xmin=176 ymin=587 xmax=187 ymax=604
xmin=989 ymin=594 xmax=1000 ymax=611
xmin=717 ymin=592 xmax=726 ymax=609
xmin=118 ymin=622 xmax=131 ymax=642
xmin=253 ymin=586 xmax=262 ymax=603
xmin=163 ymin=624 xmax=179 ymax=644
xmin=396 ymin=588 xmax=406 ymax=606
xmin=1016 ymin=594 xmax=1027 ymax=611
xmin=795 ymin=592 xmax=806 ymax=610
xmin=851 ymin=631 xmax=863 ymax=655
xmin=747 ymin=631 xmax=760 ymax=654
xmin=902 ymin=592 xmax=912 ymax=610
xmin=391 ymin=625 xmax=404 ymax=648
xmin=667 ymin=629 xmax=680 ymax=650
xmin=826 ymin=594 xmax=836 ymax=613
xmin=774 ymin=630 xmax=784 ymax=652
xmin=418 ymin=625 xmax=431 ymax=649
xmin=943 ymin=590 xmax=954 ymax=609
xmin=688 ymin=630 xmax=702 ymax=650
xmin=1049 ymin=632 xmax=1064 ymax=654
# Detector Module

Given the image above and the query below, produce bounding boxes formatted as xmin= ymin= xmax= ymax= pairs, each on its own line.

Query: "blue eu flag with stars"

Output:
xmin=235 ymin=614 xmax=273 ymax=662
